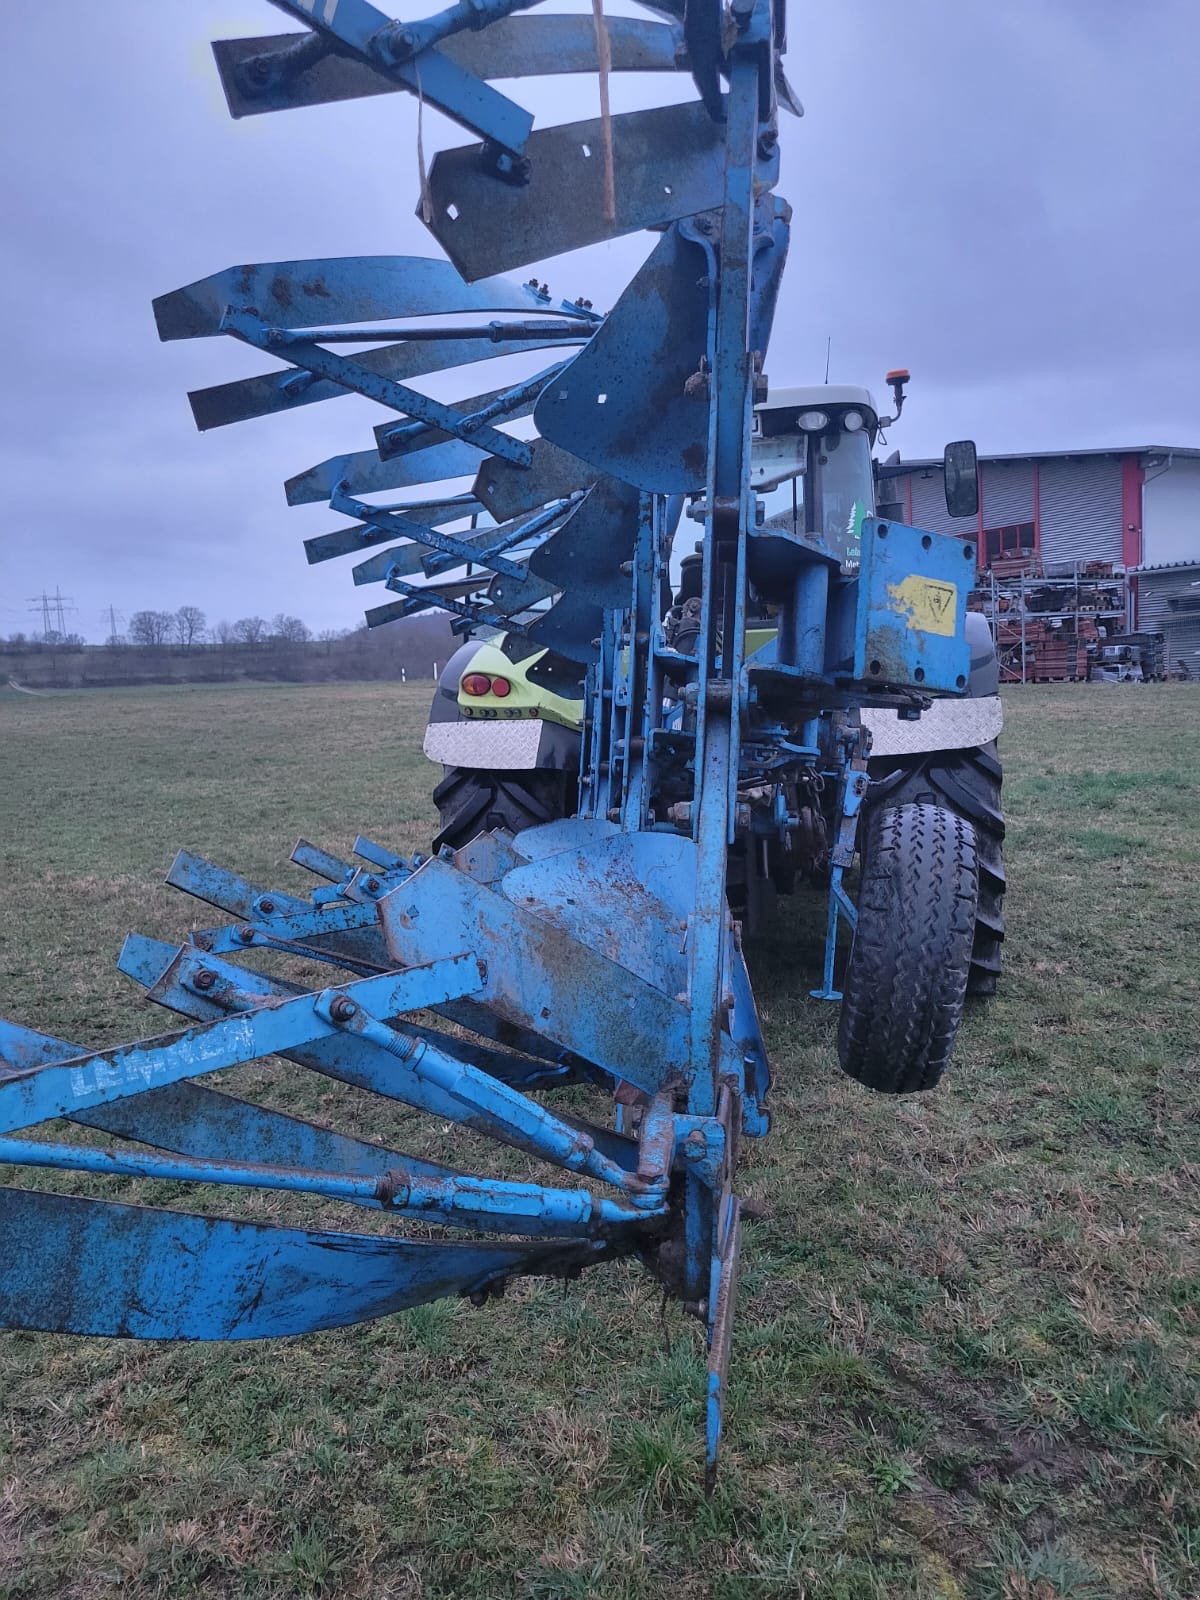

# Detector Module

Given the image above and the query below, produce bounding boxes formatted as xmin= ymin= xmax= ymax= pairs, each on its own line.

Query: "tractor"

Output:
xmin=426 ymin=377 xmax=1006 ymax=1089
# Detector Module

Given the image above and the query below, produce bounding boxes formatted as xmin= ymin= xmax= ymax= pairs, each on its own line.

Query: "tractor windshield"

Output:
xmin=755 ymin=424 xmax=875 ymax=573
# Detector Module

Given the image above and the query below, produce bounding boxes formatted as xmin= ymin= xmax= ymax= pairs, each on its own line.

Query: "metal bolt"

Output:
xmin=379 ymin=22 xmax=417 ymax=60
xmin=193 ymin=969 xmax=217 ymax=992
xmin=329 ymin=995 xmax=358 ymax=1022
xmin=684 ymin=1129 xmax=707 ymax=1159
xmin=258 ymin=897 xmax=276 ymax=916
xmin=365 ymin=876 xmax=381 ymax=893
xmin=237 ymin=926 xmax=256 ymax=945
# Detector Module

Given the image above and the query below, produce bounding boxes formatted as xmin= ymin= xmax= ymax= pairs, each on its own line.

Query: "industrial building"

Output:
xmin=879 ymin=446 xmax=1200 ymax=679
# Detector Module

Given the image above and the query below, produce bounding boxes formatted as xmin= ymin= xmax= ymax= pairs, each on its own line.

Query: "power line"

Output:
xmin=26 ymin=589 xmax=77 ymax=641
xmin=53 ymin=586 xmax=76 ymax=636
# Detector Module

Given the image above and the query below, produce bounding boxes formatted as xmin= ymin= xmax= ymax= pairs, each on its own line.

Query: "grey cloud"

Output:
xmin=2 ymin=1 xmax=1197 ymax=637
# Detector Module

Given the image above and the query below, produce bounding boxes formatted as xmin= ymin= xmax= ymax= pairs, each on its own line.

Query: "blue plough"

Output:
xmin=1 ymin=0 xmax=976 ymax=1485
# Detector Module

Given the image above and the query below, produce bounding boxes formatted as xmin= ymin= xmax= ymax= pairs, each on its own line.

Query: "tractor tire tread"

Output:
xmin=837 ymin=802 xmax=978 ymax=1094
xmin=866 ymin=743 xmax=1005 ymax=996
xmin=432 ymin=767 xmax=575 ymax=852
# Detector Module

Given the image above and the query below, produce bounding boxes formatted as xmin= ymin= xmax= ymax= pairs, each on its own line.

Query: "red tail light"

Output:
xmin=461 ymin=673 xmax=491 ymax=696
xmin=490 ymin=676 xmax=511 ymax=697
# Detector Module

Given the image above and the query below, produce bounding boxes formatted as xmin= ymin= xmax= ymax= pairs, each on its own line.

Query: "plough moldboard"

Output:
xmin=2 ymin=0 xmax=975 ymax=1486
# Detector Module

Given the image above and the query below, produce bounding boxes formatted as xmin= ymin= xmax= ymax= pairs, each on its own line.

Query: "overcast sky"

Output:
xmin=2 ymin=1 xmax=1197 ymax=640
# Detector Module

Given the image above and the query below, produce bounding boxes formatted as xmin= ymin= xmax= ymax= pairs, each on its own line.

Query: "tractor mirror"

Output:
xmin=943 ymin=440 xmax=979 ymax=518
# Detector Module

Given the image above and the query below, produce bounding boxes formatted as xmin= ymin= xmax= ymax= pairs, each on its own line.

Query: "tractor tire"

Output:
xmin=837 ymin=802 xmax=978 ymax=1094
xmin=865 ymin=744 xmax=1005 ymax=996
xmin=432 ymin=767 xmax=576 ymax=852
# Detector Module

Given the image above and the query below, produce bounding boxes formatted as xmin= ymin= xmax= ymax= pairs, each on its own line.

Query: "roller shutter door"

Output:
xmin=1039 ymin=458 xmax=1123 ymax=567
xmin=1167 ymin=617 xmax=1200 ymax=674
xmin=980 ymin=460 xmax=1034 ymax=527
xmin=1137 ymin=573 xmax=1200 ymax=674
xmin=909 ymin=470 xmax=963 ymax=536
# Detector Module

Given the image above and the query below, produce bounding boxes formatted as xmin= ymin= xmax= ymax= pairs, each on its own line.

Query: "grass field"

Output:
xmin=1 ymin=680 xmax=1198 ymax=1600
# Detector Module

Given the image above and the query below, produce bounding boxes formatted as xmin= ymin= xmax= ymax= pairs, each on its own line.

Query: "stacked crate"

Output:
xmin=977 ymin=562 xmax=1131 ymax=684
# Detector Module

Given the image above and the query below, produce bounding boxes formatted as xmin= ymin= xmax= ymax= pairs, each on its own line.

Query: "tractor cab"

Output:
xmin=752 ymin=384 xmax=883 ymax=573
xmin=749 ymin=372 xmax=978 ymax=576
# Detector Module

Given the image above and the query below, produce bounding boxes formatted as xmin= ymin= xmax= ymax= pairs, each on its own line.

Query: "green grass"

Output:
xmin=2 ymin=679 xmax=1199 ymax=1599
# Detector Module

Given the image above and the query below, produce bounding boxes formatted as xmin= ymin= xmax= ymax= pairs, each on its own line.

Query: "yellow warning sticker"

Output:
xmin=887 ymin=575 xmax=959 ymax=637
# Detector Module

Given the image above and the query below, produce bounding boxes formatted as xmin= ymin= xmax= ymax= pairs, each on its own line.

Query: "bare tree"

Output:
xmin=271 ymin=612 xmax=311 ymax=644
xmin=174 ymin=605 xmax=207 ymax=650
xmin=214 ymin=619 xmax=236 ymax=647
xmin=129 ymin=609 xmax=174 ymax=647
xmin=232 ymin=616 xmax=268 ymax=648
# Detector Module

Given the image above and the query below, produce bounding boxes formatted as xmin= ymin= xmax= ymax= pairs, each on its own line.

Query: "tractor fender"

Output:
xmin=860 ymin=613 xmax=1002 ymax=757
xmin=424 ymin=639 xmax=581 ymax=772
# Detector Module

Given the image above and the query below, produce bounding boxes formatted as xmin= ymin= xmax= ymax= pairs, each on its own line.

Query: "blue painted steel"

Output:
xmin=374 ymin=364 xmax=564 ymax=459
xmin=0 ymin=1134 xmax=657 ymax=1235
xmin=213 ymin=16 xmax=682 ymax=118
xmin=291 ymin=838 xmax=355 ymax=883
xmin=286 ymin=438 xmax=484 ymax=505
xmin=167 ymin=848 xmax=310 ymax=919
xmin=420 ymin=495 xmax=575 ymax=579
xmin=425 ymin=100 xmax=779 ymax=282
xmin=378 ymin=856 xmax=747 ymax=1092
xmin=810 ymin=730 xmax=868 ymax=1001
xmin=331 ymin=489 xmax=525 ymax=581
xmin=116 ymin=939 xmax=611 ymax=1165
xmin=850 ymin=517 xmax=973 ymax=692
xmin=318 ymin=999 xmax=646 ymax=1197
xmin=261 ymin=0 xmax=535 ymax=153
xmin=0 ymin=0 xmax=903 ymax=1490
xmin=118 ymin=934 xmax=584 ymax=1095
xmin=473 ymin=437 xmax=599 ymax=523
xmin=535 ymin=225 xmax=712 ymax=493
xmin=220 ymin=308 xmax=532 ymax=467
xmin=368 ymin=582 xmax=530 ymax=635
xmin=0 ymin=1017 xmax=463 ymax=1197
xmin=306 ymin=499 xmax=485 ymax=567
xmin=0 ymin=1188 xmax=613 ymax=1339
xmin=352 ymin=835 xmax=407 ymax=871
xmin=153 ymin=256 xmax=542 ymax=342
xmin=0 ymin=956 xmax=483 ymax=1135
xmin=192 ymin=336 xmax=566 ymax=432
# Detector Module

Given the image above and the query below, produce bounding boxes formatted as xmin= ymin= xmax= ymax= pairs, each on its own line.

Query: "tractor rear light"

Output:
xmin=461 ymin=673 xmax=491 ymax=696
xmin=490 ymin=676 xmax=512 ymax=697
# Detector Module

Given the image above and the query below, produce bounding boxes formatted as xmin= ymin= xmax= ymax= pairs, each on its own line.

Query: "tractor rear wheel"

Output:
xmin=837 ymin=802 xmax=978 ymax=1094
xmin=432 ymin=767 xmax=576 ymax=852
xmin=865 ymin=744 xmax=1005 ymax=996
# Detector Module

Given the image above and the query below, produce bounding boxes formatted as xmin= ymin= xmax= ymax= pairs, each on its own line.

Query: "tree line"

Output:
xmin=2 ymin=608 xmax=454 ymax=689
xmin=121 ymin=607 xmax=315 ymax=650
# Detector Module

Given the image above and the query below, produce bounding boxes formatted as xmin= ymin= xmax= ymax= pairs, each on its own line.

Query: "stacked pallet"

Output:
xmin=995 ymin=619 xmax=1090 ymax=681
xmin=989 ymin=554 xmax=1042 ymax=581
xmin=1104 ymin=632 xmax=1167 ymax=680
